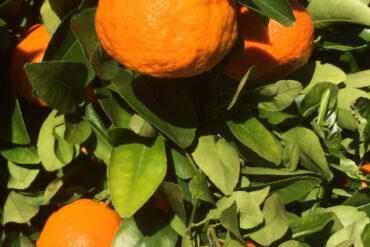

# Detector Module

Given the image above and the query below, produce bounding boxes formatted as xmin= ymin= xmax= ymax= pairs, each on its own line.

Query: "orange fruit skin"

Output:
xmin=36 ymin=199 xmax=121 ymax=247
xmin=224 ymin=0 xmax=314 ymax=82
xmin=10 ymin=24 xmax=50 ymax=106
xmin=95 ymin=0 xmax=238 ymax=78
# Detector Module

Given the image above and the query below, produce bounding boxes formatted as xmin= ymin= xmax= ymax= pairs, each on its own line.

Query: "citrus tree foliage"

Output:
xmin=1 ymin=0 xmax=370 ymax=246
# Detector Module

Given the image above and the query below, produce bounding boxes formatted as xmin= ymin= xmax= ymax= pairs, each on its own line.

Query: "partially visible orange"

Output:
xmin=10 ymin=24 xmax=97 ymax=106
xmin=224 ymin=0 xmax=314 ymax=82
xmin=95 ymin=0 xmax=238 ymax=78
xmin=10 ymin=24 xmax=50 ymax=106
xmin=36 ymin=198 xmax=121 ymax=247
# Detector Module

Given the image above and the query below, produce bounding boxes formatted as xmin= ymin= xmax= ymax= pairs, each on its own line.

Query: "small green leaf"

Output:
xmin=307 ymin=0 xmax=370 ymax=28
xmin=0 ymin=98 xmax=30 ymax=145
xmin=112 ymin=70 xmax=197 ymax=149
xmin=97 ymin=87 xmax=132 ymax=129
xmin=282 ymin=127 xmax=332 ymax=181
xmin=64 ymin=114 xmax=92 ymax=145
xmin=189 ymin=174 xmax=215 ymax=204
xmin=112 ymin=218 xmax=178 ymax=247
xmin=276 ymin=177 xmax=322 ymax=204
xmin=345 ymin=70 xmax=370 ymax=88
xmin=3 ymin=191 xmax=39 ymax=224
xmin=171 ymin=148 xmax=196 ymax=180
xmin=227 ymin=66 xmax=256 ymax=110
xmin=0 ymin=145 xmax=39 ymax=165
xmin=250 ymin=194 xmax=290 ymax=246
xmin=128 ymin=114 xmax=157 ymax=138
xmin=37 ymin=110 xmax=69 ymax=171
xmin=299 ymin=82 xmax=338 ymax=118
xmin=192 ymin=136 xmax=240 ymax=195
xmin=25 ymin=61 xmax=88 ymax=113
xmin=337 ymin=87 xmax=370 ymax=131
xmin=109 ymin=135 xmax=166 ymax=217
xmin=158 ymin=182 xmax=186 ymax=222
xmin=85 ymin=104 xmax=112 ymax=164
xmin=7 ymin=161 xmax=39 ymax=190
xmin=220 ymin=202 xmax=243 ymax=242
xmin=240 ymin=0 xmax=295 ymax=26
xmin=227 ymin=110 xmax=282 ymax=165
xmin=290 ymin=212 xmax=334 ymax=239
xmin=256 ymin=80 xmax=303 ymax=112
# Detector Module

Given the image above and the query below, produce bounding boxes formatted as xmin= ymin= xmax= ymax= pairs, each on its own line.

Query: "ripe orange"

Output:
xmin=36 ymin=199 xmax=121 ymax=247
xmin=224 ymin=0 xmax=314 ymax=82
xmin=10 ymin=24 xmax=96 ymax=106
xmin=95 ymin=0 xmax=238 ymax=78
xmin=10 ymin=24 xmax=50 ymax=106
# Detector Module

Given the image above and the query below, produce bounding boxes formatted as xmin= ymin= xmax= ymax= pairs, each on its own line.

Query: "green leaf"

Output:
xmin=307 ymin=0 xmax=370 ymax=28
xmin=70 ymin=8 xmax=120 ymax=80
xmin=276 ymin=177 xmax=322 ymax=204
xmin=299 ymin=82 xmax=338 ymax=118
xmin=281 ymin=142 xmax=300 ymax=171
xmin=326 ymin=216 xmax=369 ymax=247
xmin=53 ymin=123 xmax=78 ymax=164
xmin=40 ymin=0 xmax=61 ymax=34
xmin=64 ymin=113 xmax=92 ymax=145
xmin=0 ymin=145 xmax=39 ymax=165
xmin=128 ymin=114 xmax=157 ymax=138
xmin=298 ymin=62 xmax=346 ymax=94
xmin=7 ymin=161 xmax=39 ymax=190
xmin=25 ymin=61 xmax=88 ymax=113
xmin=84 ymin=104 xmax=112 ymax=164
xmin=209 ymin=190 xmax=267 ymax=229
xmin=227 ymin=66 xmax=256 ymax=110
xmin=96 ymin=87 xmax=132 ymax=129
xmin=170 ymin=148 xmax=196 ymax=180
xmin=158 ymin=182 xmax=187 ymax=222
xmin=337 ymin=87 xmax=370 ymax=131
xmin=242 ymin=166 xmax=317 ymax=177
xmin=40 ymin=0 xmax=83 ymax=34
xmin=70 ymin=8 xmax=98 ymax=59
xmin=278 ymin=240 xmax=304 ymax=247
xmin=249 ymin=194 xmax=290 ymax=246
xmin=112 ymin=218 xmax=178 ymax=247
xmin=189 ymin=174 xmax=214 ymax=204
xmin=0 ymin=98 xmax=30 ymax=145
xmin=43 ymin=12 xmax=95 ymax=82
xmin=37 ymin=110 xmax=70 ymax=171
xmin=282 ymin=127 xmax=332 ymax=181
xmin=256 ymin=80 xmax=303 ymax=112
xmin=43 ymin=178 xmax=64 ymax=204
xmin=192 ymin=136 xmax=240 ymax=195
xmin=3 ymin=191 xmax=39 ymax=224
xmin=112 ymin=72 xmax=197 ymax=149
xmin=109 ymin=135 xmax=166 ymax=217
xmin=240 ymin=0 xmax=295 ymax=26
xmin=290 ymin=212 xmax=334 ymax=239
xmin=220 ymin=202 xmax=243 ymax=241
xmin=345 ymin=70 xmax=370 ymax=88
xmin=227 ymin=110 xmax=282 ymax=165
xmin=362 ymin=224 xmax=370 ymax=246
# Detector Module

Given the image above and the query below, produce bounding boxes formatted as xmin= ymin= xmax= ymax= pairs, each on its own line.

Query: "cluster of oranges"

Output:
xmin=10 ymin=0 xmax=314 ymax=106
xmin=8 ymin=0 xmax=315 ymax=246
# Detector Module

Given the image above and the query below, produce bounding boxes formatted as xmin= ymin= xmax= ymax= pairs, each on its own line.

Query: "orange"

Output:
xmin=95 ymin=0 xmax=238 ymax=78
xmin=10 ymin=24 xmax=50 ymax=106
xmin=224 ymin=0 xmax=314 ymax=82
xmin=10 ymin=24 xmax=97 ymax=106
xmin=36 ymin=199 xmax=121 ymax=247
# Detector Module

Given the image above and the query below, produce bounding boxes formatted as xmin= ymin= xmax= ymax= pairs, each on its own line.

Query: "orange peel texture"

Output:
xmin=224 ymin=0 xmax=314 ymax=82
xmin=95 ymin=0 xmax=238 ymax=78
xmin=36 ymin=199 xmax=121 ymax=247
